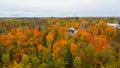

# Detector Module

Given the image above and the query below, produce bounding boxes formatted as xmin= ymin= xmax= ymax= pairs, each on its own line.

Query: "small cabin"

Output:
xmin=68 ymin=27 xmax=77 ymax=36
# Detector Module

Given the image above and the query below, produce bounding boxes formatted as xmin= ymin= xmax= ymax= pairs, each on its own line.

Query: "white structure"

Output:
xmin=68 ymin=27 xmax=77 ymax=36
xmin=107 ymin=19 xmax=120 ymax=28
xmin=107 ymin=23 xmax=119 ymax=28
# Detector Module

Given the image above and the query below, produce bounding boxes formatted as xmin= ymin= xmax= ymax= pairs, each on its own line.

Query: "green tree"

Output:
xmin=73 ymin=56 xmax=82 ymax=68
xmin=31 ymin=56 xmax=39 ymax=68
xmin=2 ymin=53 xmax=10 ymax=67
xmin=21 ymin=54 xmax=29 ymax=65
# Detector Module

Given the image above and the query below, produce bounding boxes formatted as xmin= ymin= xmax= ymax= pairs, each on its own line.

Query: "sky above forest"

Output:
xmin=0 ymin=0 xmax=120 ymax=17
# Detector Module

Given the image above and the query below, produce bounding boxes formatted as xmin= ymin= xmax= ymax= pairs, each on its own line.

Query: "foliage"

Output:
xmin=73 ymin=56 xmax=82 ymax=68
xmin=0 ymin=18 xmax=119 ymax=68
xmin=2 ymin=53 xmax=10 ymax=67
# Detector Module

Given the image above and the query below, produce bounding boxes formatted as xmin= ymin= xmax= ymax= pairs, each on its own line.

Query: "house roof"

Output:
xmin=68 ymin=27 xmax=76 ymax=31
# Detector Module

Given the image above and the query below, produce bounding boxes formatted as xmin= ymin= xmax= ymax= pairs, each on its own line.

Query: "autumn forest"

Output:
xmin=0 ymin=17 xmax=120 ymax=68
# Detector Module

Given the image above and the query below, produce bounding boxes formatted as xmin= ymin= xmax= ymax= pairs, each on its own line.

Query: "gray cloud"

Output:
xmin=0 ymin=0 xmax=120 ymax=17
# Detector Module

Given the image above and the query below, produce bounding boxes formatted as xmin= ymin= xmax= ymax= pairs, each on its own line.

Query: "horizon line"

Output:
xmin=0 ymin=16 xmax=120 ymax=18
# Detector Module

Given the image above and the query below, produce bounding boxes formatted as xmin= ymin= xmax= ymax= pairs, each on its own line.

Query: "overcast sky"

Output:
xmin=0 ymin=0 xmax=120 ymax=17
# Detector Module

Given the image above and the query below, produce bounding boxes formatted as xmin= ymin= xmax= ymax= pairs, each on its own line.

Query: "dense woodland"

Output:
xmin=0 ymin=17 xmax=120 ymax=68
